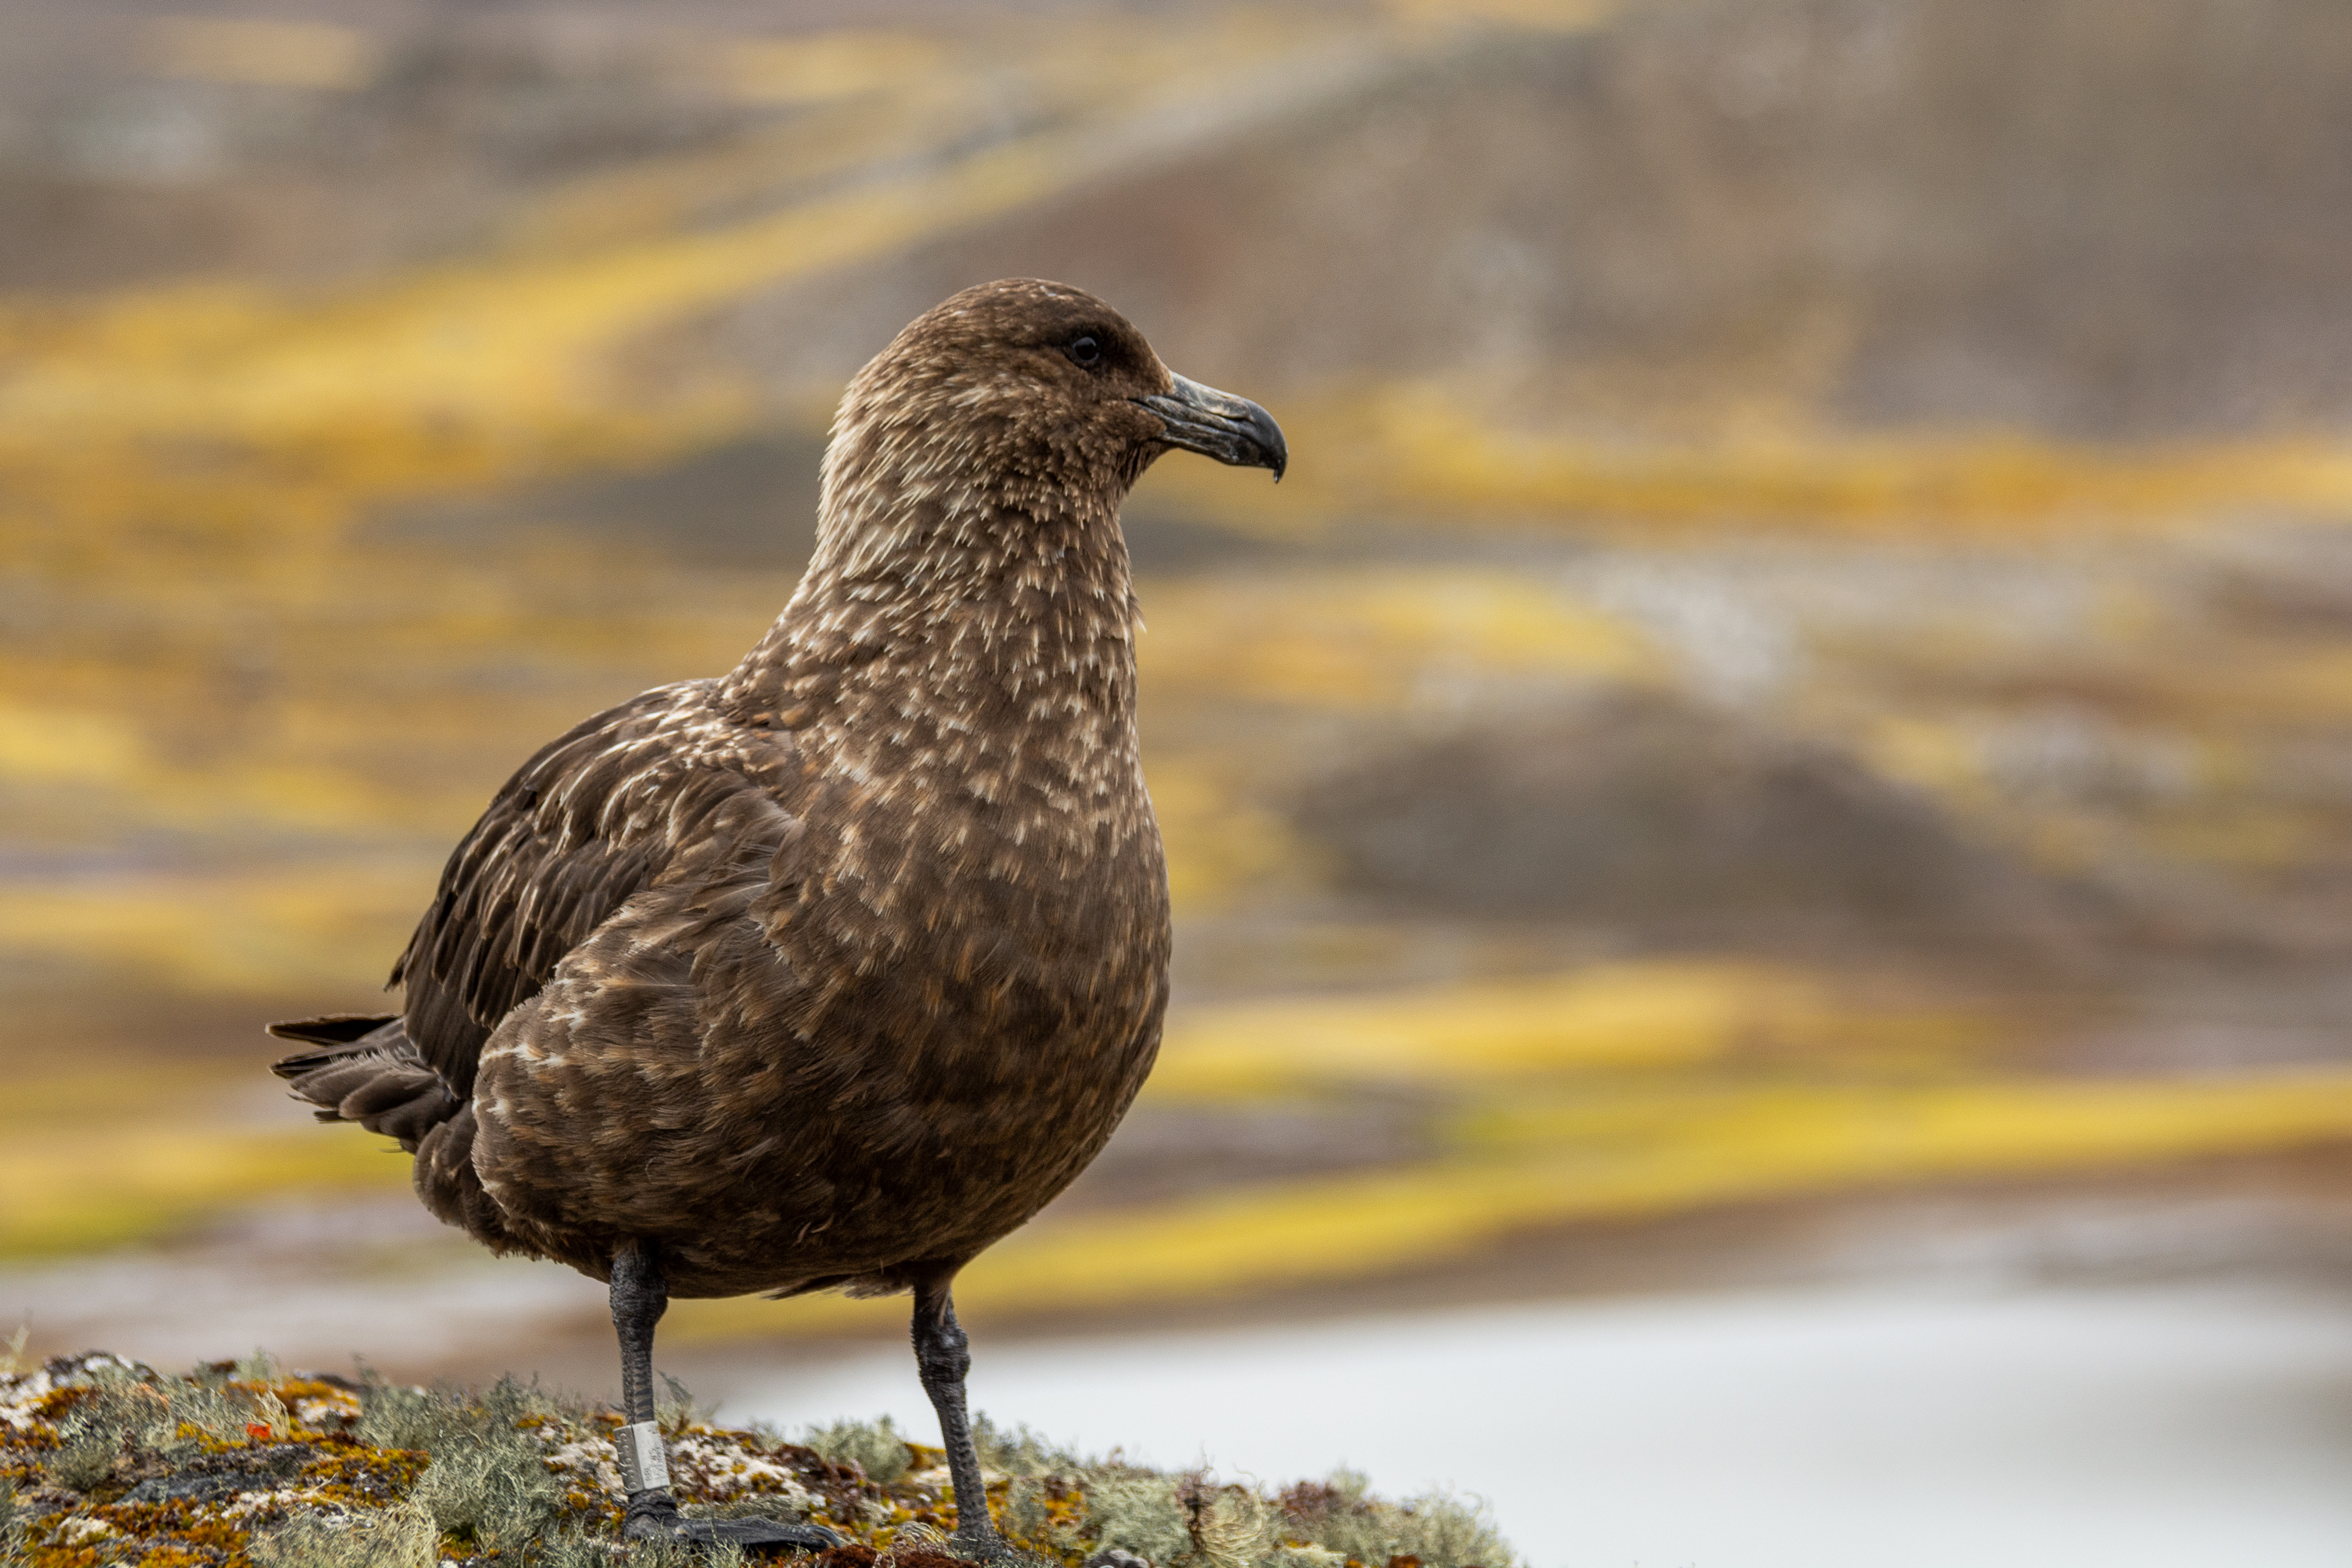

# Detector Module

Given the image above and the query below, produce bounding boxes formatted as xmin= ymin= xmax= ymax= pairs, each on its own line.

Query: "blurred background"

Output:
xmin=5 ymin=0 xmax=2352 ymax=1562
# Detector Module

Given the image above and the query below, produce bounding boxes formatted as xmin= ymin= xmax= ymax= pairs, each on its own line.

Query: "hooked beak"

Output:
xmin=1135 ymin=373 xmax=1288 ymax=482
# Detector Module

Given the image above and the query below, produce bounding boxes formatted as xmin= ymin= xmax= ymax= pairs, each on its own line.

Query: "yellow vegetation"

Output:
xmin=1152 ymin=963 xmax=1860 ymax=1096
xmin=1147 ymin=382 xmax=2352 ymax=539
xmin=0 ymin=8 xmax=1385 ymax=525
xmin=8 ymin=0 xmax=2352 ymax=1311
xmin=1390 ymin=0 xmax=1623 ymax=31
xmin=674 ymin=1065 xmax=2352 ymax=1338
xmin=0 ymin=1122 xmax=411 ymax=1256
xmin=1144 ymin=761 xmax=1307 ymax=911
xmin=716 ymin=33 xmax=948 ymax=106
xmin=0 ymin=867 xmax=424 ymax=997
xmin=143 ymin=17 xmax=383 ymax=91
xmin=1140 ymin=569 xmax=1657 ymax=710
xmin=990 ymin=1071 xmax=2352 ymax=1306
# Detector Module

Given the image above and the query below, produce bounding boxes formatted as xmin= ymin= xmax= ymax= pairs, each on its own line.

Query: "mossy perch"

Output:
xmin=0 ymin=1350 xmax=1514 ymax=1568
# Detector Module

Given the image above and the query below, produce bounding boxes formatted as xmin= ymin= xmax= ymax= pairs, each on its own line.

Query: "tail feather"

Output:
xmin=266 ymin=1013 xmax=402 ymax=1051
xmin=268 ymin=1014 xmax=460 ymax=1154
xmin=267 ymin=1011 xmax=514 ymax=1254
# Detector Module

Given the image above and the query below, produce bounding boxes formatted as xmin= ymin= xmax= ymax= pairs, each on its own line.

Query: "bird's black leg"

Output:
xmin=610 ymin=1241 xmax=841 ymax=1556
xmin=610 ymin=1242 xmax=679 ymax=1539
xmin=911 ymin=1273 xmax=1011 ymax=1561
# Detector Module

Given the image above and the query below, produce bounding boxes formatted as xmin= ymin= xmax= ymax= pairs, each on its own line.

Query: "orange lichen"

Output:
xmin=3 ymin=1356 xmax=1513 ymax=1566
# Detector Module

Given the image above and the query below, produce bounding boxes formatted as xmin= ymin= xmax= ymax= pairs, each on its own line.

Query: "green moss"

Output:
xmin=1081 ymin=1476 xmax=1194 ymax=1567
xmin=536 ymin=1533 xmax=748 ymax=1567
xmin=351 ymin=1376 xmax=567 ymax=1552
xmin=801 ymin=1417 xmax=914 ymax=1487
xmin=1 ymin=1476 xmax=26 ymax=1567
xmin=1 ymin=1354 xmax=1515 ymax=1568
xmin=250 ymin=1501 xmax=436 ymax=1567
xmin=39 ymin=1356 xmax=285 ymax=1494
xmin=409 ymin=1429 xmax=564 ymax=1552
xmin=1272 ymin=1472 xmax=1514 ymax=1568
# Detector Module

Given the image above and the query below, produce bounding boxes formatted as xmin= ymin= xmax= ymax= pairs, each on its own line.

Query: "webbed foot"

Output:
xmin=624 ymin=1489 xmax=841 ymax=1555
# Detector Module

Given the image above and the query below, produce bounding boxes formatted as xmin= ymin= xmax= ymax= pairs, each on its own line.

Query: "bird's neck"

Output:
xmin=719 ymin=489 xmax=1146 ymax=818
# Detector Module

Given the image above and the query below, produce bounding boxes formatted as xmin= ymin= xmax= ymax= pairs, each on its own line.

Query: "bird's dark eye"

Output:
xmin=1067 ymin=335 xmax=1102 ymax=368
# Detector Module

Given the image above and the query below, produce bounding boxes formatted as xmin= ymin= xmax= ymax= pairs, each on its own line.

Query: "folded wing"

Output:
xmin=388 ymin=678 xmax=785 ymax=1100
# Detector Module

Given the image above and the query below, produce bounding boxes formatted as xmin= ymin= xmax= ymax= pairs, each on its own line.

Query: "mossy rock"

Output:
xmin=0 ymin=1349 xmax=1513 ymax=1568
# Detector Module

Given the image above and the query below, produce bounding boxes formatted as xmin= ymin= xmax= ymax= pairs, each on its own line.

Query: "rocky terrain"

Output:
xmin=0 ymin=1346 xmax=1509 ymax=1568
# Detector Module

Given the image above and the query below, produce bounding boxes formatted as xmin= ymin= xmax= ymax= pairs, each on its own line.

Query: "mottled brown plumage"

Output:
xmin=268 ymin=278 xmax=1285 ymax=1555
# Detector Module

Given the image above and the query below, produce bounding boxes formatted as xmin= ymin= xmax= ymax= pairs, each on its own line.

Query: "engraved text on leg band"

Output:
xmin=616 ymin=1420 xmax=670 ymax=1493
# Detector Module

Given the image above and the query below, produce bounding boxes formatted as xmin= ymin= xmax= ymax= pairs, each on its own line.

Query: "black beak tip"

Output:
xmin=1248 ymin=406 xmax=1288 ymax=483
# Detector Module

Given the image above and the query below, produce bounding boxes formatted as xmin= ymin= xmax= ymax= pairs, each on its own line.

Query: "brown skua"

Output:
xmin=268 ymin=278 xmax=1285 ymax=1556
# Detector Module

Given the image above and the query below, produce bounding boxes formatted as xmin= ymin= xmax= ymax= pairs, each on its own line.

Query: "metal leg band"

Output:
xmin=615 ymin=1419 xmax=671 ymax=1493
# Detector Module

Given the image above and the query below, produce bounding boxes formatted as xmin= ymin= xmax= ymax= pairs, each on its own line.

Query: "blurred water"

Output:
xmin=729 ymin=1283 xmax=2352 ymax=1568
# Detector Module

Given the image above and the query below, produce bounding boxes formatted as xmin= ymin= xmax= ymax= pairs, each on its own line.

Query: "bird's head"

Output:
xmin=822 ymin=279 xmax=1286 ymax=537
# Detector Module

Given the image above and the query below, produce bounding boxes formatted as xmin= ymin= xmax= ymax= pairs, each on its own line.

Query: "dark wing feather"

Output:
xmin=391 ymin=680 xmax=757 ymax=1100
